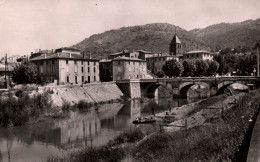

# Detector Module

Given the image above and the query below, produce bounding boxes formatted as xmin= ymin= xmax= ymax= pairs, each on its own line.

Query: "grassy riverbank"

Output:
xmin=46 ymin=89 xmax=260 ymax=162
xmin=0 ymin=92 xmax=53 ymax=127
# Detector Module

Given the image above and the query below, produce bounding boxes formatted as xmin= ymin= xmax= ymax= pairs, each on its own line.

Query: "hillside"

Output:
xmin=72 ymin=23 xmax=210 ymax=59
xmin=190 ymin=19 xmax=260 ymax=50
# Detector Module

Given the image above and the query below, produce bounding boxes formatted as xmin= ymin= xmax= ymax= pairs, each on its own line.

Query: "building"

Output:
xmin=0 ymin=62 xmax=14 ymax=88
xmin=136 ymin=50 xmax=155 ymax=60
xmin=183 ymin=50 xmax=214 ymax=60
xmin=99 ymin=59 xmax=113 ymax=82
xmin=30 ymin=50 xmax=100 ymax=85
xmin=146 ymin=54 xmax=179 ymax=74
xmin=112 ymin=57 xmax=147 ymax=80
xmin=169 ymin=34 xmax=183 ymax=57
xmin=100 ymin=57 xmax=148 ymax=81
xmin=107 ymin=50 xmax=139 ymax=60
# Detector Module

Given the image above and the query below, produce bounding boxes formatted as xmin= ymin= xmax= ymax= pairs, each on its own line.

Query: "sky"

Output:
xmin=0 ymin=0 xmax=259 ymax=57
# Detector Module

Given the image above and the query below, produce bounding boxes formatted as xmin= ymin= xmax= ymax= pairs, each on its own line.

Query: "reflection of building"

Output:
xmin=30 ymin=47 xmax=100 ymax=84
xmin=183 ymin=50 xmax=214 ymax=60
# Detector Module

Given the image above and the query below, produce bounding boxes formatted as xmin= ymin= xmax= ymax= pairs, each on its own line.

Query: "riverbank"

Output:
xmin=47 ymin=89 xmax=260 ymax=162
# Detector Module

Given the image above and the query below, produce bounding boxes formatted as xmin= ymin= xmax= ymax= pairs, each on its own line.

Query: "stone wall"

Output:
xmin=38 ymin=82 xmax=124 ymax=107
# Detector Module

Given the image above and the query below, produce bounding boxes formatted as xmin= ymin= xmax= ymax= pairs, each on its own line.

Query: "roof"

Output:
xmin=30 ymin=53 xmax=99 ymax=61
xmin=99 ymin=59 xmax=112 ymax=63
xmin=146 ymin=55 xmax=178 ymax=59
xmin=109 ymin=50 xmax=130 ymax=56
xmin=113 ymin=57 xmax=145 ymax=62
xmin=136 ymin=50 xmax=155 ymax=54
xmin=185 ymin=50 xmax=211 ymax=54
xmin=170 ymin=34 xmax=181 ymax=44
xmin=56 ymin=47 xmax=81 ymax=52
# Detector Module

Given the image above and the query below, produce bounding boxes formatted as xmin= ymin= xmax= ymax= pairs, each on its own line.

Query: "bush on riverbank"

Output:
xmin=0 ymin=92 xmax=52 ymax=127
xmin=133 ymin=89 xmax=260 ymax=161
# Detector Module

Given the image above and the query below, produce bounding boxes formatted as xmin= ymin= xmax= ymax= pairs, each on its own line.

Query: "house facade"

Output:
xmin=183 ymin=50 xmax=214 ymax=60
xmin=112 ymin=57 xmax=147 ymax=80
xmin=30 ymin=51 xmax=100 ymax=85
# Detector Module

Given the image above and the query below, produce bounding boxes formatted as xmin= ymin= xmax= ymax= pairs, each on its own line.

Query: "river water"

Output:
xmin=0 ymin=97 xmax=199 ymax=162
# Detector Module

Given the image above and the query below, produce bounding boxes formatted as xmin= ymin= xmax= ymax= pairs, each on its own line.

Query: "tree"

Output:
xmin=162 ymin=59 xmax=184 ymax=77
xmin=12 ymin=61 xmax=39 ymax=84
xmin=214 ymin=55 xmax=229 ymax=75
xmin=205 ymin=60 xmax=219 ymax=76
xmin=194 ymin=59 xmax=209 ymax=77
xmin=182 ymin=60 xmax=196 ymax=77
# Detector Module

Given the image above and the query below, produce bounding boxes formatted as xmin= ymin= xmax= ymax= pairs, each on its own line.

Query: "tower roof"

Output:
xmin=170 ymin=34 xmax=181 ymax=44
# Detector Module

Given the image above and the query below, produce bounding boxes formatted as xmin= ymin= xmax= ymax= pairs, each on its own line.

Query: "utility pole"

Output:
xmin=257 ymin=47 xmax=259 ymax=77
xmin=4 ymin=53 xmax=7 ymax=87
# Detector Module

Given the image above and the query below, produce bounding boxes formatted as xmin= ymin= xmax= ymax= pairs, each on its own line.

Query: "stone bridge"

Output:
xmin=116 ymin=76 xmax=260 ymax=98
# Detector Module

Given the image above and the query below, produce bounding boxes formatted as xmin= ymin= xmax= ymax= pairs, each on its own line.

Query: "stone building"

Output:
xmin=30 ymin=48 xmax=100 ymax=85
xmin=112 ymin=57 xmax=147 ymax=80
xmin=183 ymin=50 xmax=214 ymax=60
xmin=169 ymin=34 xmax=183 ymax=57
xmin=100 ymin=57 xmax=148 ymax=81
xmin=107 ymin=50 xmax=139 ymax=60
xmin=146 ymin=54 xmax=179 ymax=74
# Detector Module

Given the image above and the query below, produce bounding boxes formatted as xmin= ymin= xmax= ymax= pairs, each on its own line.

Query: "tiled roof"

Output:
xmin=171 ymin=34 xmax=181 ymax=44
xmin=30 ymin=53 xmax=99 ymax=61
xmin=185 ymin=50 xmax=211 ymax=54
xmin=113 ymin=57 xmax=145 ymax=62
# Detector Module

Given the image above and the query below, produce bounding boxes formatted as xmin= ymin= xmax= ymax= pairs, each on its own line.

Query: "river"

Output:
xmin=0 ymin=97 xmax=200 ymax=162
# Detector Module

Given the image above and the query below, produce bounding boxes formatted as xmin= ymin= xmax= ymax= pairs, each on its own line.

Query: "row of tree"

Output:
xmin=162 ymin=59 xmax=219 ymax=77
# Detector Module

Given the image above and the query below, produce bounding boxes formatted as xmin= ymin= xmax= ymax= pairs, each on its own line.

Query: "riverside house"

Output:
xmin=182 ymin=50 xmax=214 ymax=60
xmin=30 ymin=48 xmax=100 ymax=84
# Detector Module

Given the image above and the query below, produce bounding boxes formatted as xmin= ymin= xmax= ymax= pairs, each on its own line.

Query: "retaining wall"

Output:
xmin=38 ymin=82 xmax=124 ymax=107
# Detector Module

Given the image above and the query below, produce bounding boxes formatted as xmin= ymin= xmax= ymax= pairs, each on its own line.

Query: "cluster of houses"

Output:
xmin=0 ymin=33 xmax=214 ymax=87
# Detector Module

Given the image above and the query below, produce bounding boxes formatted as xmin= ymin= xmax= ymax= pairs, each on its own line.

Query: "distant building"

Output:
xmin=169 ymin=34 xmax=183 ymax=57
xmin=0 ymin=62 xmax=15 ymax=88
xmin=136 ymin=50 xmax=155 ymax=60
xmin=146 ymin=54 xmax=179 ymax=74
xmin=30 ymin=49 xmax=99 ymax=84
xmin=107 ymin=50 xmax=139 ymax=60
xmin=183 ymin=50 xmax=214 ymax=60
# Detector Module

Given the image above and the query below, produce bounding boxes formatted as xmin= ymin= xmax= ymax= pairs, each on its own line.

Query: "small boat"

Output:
xmin=132 ymin=117 xmax=156 ymax=124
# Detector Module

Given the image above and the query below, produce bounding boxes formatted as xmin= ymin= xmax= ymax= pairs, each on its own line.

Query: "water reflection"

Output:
xmin=0 ymin=97 xmax=200 ymax=162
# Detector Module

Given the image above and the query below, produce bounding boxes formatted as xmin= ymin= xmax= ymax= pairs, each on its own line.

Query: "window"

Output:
xmin=88 ymin=76 xmax=90 ymax=83
xmin=67 ymin=76 xmax=69 ymax=83
xmin=81 ymin=60 xmax=83 ymax=65
xmin=88 ymin=67 xmax=90 ymax=73
xmin=88 ymin=61 xmax=90 ymax=65
xmin=52 ymin=60 xmax=54 ymax=64
xmin=82 ymin=76 xmax=84 ymax=82
xmin=94 ymin=76 xmax=96 ymax=81
xmin=94 ymin=62 xmax=96 ymax=66
xmin=118 ymin=61 xmax=120 ymax=65
xmin=66 ymin=60 xmax=68 ymax=64
xmin=82 ymin=67 xmax=84 ymax=73
xmin=74 ymin=60 xmax=77 ymax=64
xmin=46 ymin=61 xmax=49 ymax=65
xmin=75 ymin=76 xmax=77 ymax=84
xmin=94 ymin=67 xmax=96 ymax=73
xmin=52 ymin=66 xmax=54 ymax=73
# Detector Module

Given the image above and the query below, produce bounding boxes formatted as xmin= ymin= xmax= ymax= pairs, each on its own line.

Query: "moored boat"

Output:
xmin=132 ymin=116 xmax=156 ymax=124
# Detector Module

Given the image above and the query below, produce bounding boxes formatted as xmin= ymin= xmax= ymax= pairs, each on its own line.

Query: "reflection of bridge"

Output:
xmin=116 ymin=77 xmax=260 ymax=98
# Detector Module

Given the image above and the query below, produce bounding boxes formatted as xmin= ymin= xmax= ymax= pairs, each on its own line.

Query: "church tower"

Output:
xmin=169 ymin=30 xmax=183 ymax=57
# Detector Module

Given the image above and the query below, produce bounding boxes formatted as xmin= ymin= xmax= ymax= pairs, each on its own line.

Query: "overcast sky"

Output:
xmin=0 ymin=0 xmax=259 ymax=57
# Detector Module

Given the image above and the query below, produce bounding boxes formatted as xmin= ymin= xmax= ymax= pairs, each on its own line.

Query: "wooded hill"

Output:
xmin=72 ymin=19 xmax=260 ymax=59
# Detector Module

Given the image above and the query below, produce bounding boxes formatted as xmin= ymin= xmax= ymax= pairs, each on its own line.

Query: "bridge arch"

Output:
xmin=216 ymin=82 xmax=248 ymax=95
xmin=179 ymin=82 xmax=210 ymax=97
xmin=141 ymin=83 xmax=161 ymax=98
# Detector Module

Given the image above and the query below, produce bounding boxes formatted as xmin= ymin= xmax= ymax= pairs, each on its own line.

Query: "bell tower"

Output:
xmin=169 ymin=28 xmax=183 ymax=57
